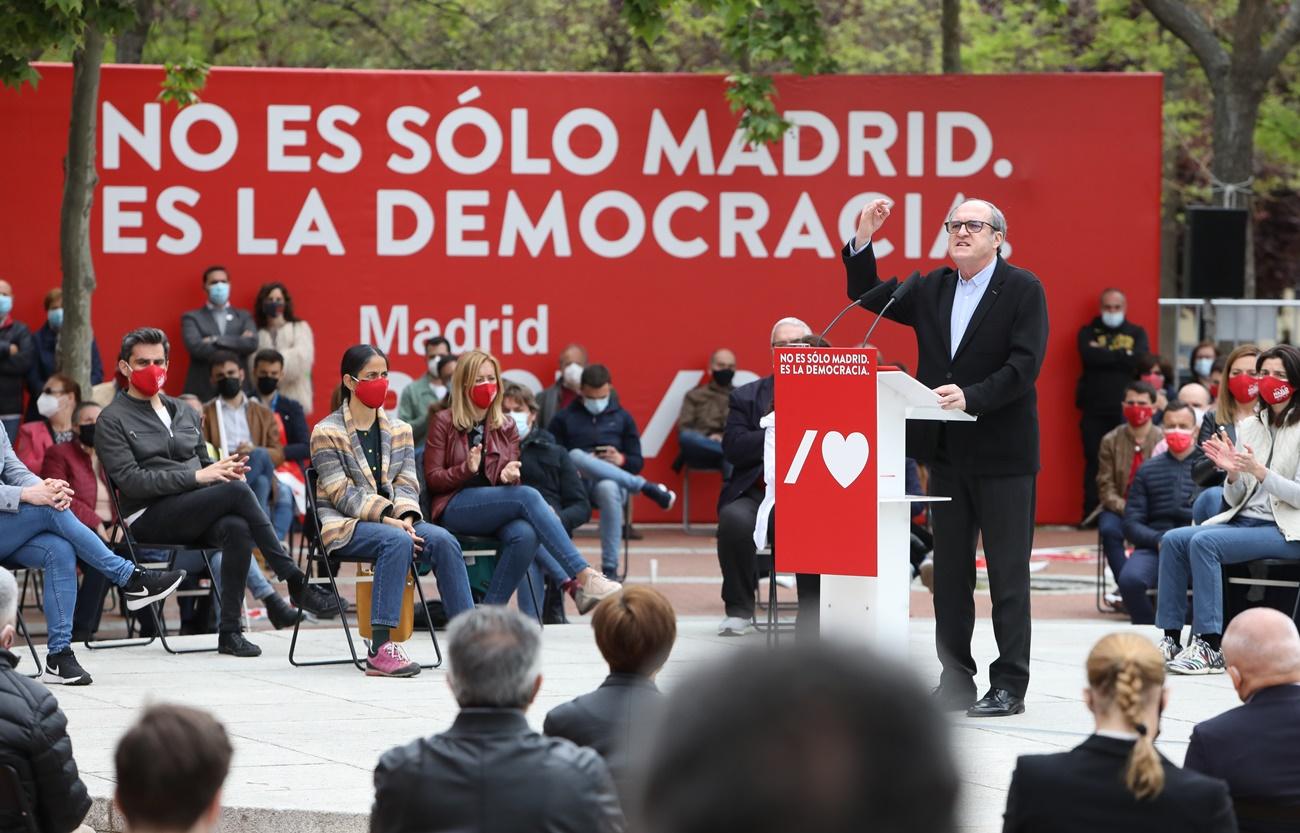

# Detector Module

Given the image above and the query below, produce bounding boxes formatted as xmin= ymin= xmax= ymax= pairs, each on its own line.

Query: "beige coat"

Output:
xmin=255 ymin=320 xmax=315 ymax=413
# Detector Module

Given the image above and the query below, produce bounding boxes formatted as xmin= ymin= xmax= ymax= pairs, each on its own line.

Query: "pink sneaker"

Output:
xmin=365 ymin=641 xmax=421 ymax=677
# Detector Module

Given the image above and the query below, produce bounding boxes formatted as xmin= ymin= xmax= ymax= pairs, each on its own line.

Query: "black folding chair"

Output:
xmin=0 ymin=764 xmax=38 ymax=833
xmin=86 ymin=479 xmax=222 ymax=654
xmin=289 ymin=467 xmax=443 ymax=670
xmin=12 ymin=610 xmax=41 ymax=677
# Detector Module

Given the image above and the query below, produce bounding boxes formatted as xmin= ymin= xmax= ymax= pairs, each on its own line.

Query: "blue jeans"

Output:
xmin=271 ymin=479 xmax=293 ymax=543
xmin=569 ymin=450 xmax=644 ymax=575
xmin=516 ymin=547 xmax=568 ymax=617
xmin=1156 ymin=516 xmax=1300 ymax=635
xmin=441 ymin=486 xmax=591 ymax=604
xmin=246 ymin=448 xmax=276 ymax=520
xmin=1099 ymin=509 xmax=1126 ymax=582
xmin=1117 ymin=547 xmax=1159 ymax=624
xmin=0 ymin=503 xmax=137 ymax=653
xmin=332 ymin=520 xmax=473 ymax=628
xmin=1193 ymin=487 xmax=1225 ymax=524
xmin=679 ymin=429 xmax=731 ymax=478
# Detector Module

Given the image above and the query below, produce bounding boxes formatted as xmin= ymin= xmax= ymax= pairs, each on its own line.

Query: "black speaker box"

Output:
xmin=1185 ymin=206 xmax=1247 ymax=298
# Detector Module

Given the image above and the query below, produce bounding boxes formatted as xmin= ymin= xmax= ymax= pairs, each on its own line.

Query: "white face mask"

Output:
xmin=431 ymin=383 xmax=448 ymax=400
xmin=1101 ymin=311 xmax=1125 ymax=329
xmin=428 ymin=359 xmax=441 ymax=377
xmin=509 ymin=410 xmax=531 ymax=439
xmin=36 ymin=393 xmax=61 ymax=418
xmin=562 ymin=362 xmax=584 ymax=389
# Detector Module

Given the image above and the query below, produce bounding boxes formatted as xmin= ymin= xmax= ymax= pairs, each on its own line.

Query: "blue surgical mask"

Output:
xmin=509 ymin=410 xmax=531 ymax=439
xmin=1101 ymin=311 xmax=1124 ymax=329
xmin=584 ymin=396 xmax=610 ymax=415
xmin=47 ymin=308 xmax=63 ymax=330
xmin=0 ymin=295 xmax=11 ymax=316
xmin=207 ymin=281 xmax=230 ymax=306
xmin=1194 ymin=357 xmax=1214 ymax=379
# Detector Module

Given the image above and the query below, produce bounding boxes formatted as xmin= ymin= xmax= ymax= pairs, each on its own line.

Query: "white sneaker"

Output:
xmin=717 ymin=616 xmax=753 ymax=637
xmin=574 ymin=573 xmax=622 ymax=614
xmin=1156 ymin=635 xmax=1180 ymax=663
xmin=1166 ymin=636 xmax=1225 ymax=675
xmin=919 ymin=558 xmax=934 ymax=592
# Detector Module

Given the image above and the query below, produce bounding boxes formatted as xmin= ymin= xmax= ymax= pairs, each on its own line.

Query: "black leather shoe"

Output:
xmin=966 ymin=688 xmax=1025 ymax=718
xmin=931 ymin=685 xmax=977 ymax=712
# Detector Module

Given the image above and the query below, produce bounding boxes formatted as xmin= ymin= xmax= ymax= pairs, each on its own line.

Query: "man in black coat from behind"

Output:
xmin=843 ymin=198 xmax=1048 ymax=717
xmin=0 ymin=566 xmax=91 ymax=833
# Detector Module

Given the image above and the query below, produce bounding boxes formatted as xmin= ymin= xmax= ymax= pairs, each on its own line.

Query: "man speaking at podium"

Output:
xmin=842 ymin=198 xmax=1048 ymax=718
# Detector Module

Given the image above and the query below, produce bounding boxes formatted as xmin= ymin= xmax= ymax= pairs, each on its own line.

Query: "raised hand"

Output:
xmin=854 ymin=198 xmax=892 ymax=249
xmin=466 ymin=444 xmax=483 ymax=474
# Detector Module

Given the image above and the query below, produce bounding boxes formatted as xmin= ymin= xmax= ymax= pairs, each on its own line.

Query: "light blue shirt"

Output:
xmin=949 ymin=258 xmax=996 ymax=358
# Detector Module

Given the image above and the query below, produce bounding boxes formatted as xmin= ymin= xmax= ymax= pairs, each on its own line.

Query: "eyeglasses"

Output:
xmin=943 ymin=220 xmax=996 ymax=235
xmin=42 ymin=388 xmax=66 ymax=396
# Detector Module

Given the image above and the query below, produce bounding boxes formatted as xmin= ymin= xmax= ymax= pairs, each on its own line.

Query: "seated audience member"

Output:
xmin=1178 ymin=382 xmax=1212 ymax=424
xmin=425 ymin=351 xmax=620 ymax=612
xmin=545 ymin=587 xmax=675 ymax=804
xmin=0 ymin=280 xmax=35 ymax=443
xmin=1193 ymin=344 xmax=1260 ymax=524
xmin=715 ymin=317 xmax=809 ymax=637
xmin=501 ymin=383 xmax=591 ymax=624
xmin=252 ymin=281 xmax=315 ymax=414
xmin=548 ymin=363 xmax=675 ymax=578
xmin=676 ymin=349 xmax=736 ymax=476
xmin=312 ymin=344 xmax=473 ymax=677
xmin=0 ymin=400 xmax=183 ymax=683
xmin=97 ymin=327 xmax=318 ymax=658
xmin=25 ymin=288 xmax=103 ymax=421
xmin=251 ymin=348 xmax=310 ymax=469
xmin=371 ymin=606 xmax=624 ymax=833
xmin=181 ymin=265 xmax=257 ymax=400
xmin=1118 ymin=402 xmax=1198 ymax=624
xmin=398 ymin=336 xmax=451 ymax=446
xmin=1190 ymin=341 xmax=1220 ymax=390
xmin=640 ymin=640 xmax=956 ymax=833
xmin=1135 ymin=353 xmax=1177 ymax=417
xmin=16 ymin=372 xmax=79 ymax=474
xmin=1184 ymin=608 xmax=1300 ymax=830
xmin=538 ymin=343 xmax=589 ymax=430
xmin=1209 ymin=356 xmax=1225 ymax=398
xmin=1158 ymin=345 xmax=1300 ymax=674
xmin=203 ymin=350 xmax=293 ymax=543
xmin=0 ymin=567 xmax=93 ymax=832
xmin=1096 ymin=381 xmax=1163 ymax=608
xmin=114 ymin=704 xmax=232 ymax=833
xmin=1003 ymin=633 xmax=1234 ymax=833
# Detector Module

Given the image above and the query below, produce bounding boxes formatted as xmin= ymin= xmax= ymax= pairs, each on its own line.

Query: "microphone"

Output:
xmin=862 ymin=272 xmax=920 ymax=346
xmin=817 ymin=278 xmax=898 ymax=344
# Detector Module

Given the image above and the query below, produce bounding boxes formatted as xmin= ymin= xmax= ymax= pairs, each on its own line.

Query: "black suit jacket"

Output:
xmin=1004 ymin=735 xmax=1237 ymax=833
xmin=256 ymin=392 xmax=310 ymax=465
xmin=719 ymin=375 xmax=773 ymax=509
xmin=180 ymin=304 xmax=258 ymax=400
xmin=1184 ymin=684 xmax=1300 ymax=828
xmin=844 ymin=242 xmax=1048 ymax=475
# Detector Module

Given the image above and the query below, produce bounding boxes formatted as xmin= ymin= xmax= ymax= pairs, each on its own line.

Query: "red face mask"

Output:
xmin=470 ymin=381 xmax=498 ymax=410
xmin=1140 ymin=372 xmax=1165 ymax=389
xmin=129 ymin=364 xmax=167 ymax=397
xmin=1209 ymin=383 xmax=1219 ymax=400
xmin=1259 ymin=376 xmax=1293 ymax=406
xmin=1165 ymin=429 xmax=1194 ymax=455
xmin=1123 ymin=403 xmax=1154 ymax=427
xmin=352 ymin=376 xmax=389 ymax=410
xmin=1227 ymin=373 xmax=1260 ymax=404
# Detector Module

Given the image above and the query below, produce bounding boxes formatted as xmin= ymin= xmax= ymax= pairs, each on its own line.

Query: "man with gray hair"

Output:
xmin=0 ymin=567 xmax=93 ymax=832
xmin=1183 ymin=608 xmax=1300 ymax=821
xmin=714 ymin=317 xmax=810 ymax=636
xmin=370 ymin=606 xmax=624 ymax=833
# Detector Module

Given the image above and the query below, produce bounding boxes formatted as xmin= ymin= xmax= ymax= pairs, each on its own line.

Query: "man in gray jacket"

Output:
xmin=371 ymin=607 xmax=625 ymax=833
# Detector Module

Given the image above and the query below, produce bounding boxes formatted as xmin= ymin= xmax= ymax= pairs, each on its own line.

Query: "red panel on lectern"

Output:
xmin=775 ymin=348 xmax=878 ymax=577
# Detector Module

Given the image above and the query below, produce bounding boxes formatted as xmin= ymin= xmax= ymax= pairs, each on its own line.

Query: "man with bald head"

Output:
xmin=843 ymin=198 xmax=1048 ymax=717
xmin=1184 ymin=608 xmax=1300 ymax=820
xmin=678 ymin=348 xmax=737 ymax=478
xmin=1177 ymin=382 xmax=1212 ymax=430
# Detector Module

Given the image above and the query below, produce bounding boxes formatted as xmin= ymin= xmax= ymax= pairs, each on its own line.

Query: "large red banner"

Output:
xmin=0 ymin=66 xmax=1162 ymax=523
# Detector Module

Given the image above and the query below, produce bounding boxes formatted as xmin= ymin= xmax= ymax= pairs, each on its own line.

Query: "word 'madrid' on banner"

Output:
xmin=775 ymin=348 xmax=878 ymax=577
xmin=0 ymin=67 xmax=1163 ymax=523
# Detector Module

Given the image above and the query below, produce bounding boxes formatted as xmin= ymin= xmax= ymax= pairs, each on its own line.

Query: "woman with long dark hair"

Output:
xmin=253 ymin=282 xmax=315 ymax=413
xmin=424 ymin=350 xmax=622 ymax=611
xmin=310 ymin=344 xmax=472 ymax=677
xmin=1158 ymin=344 xmax=1300 ymax=675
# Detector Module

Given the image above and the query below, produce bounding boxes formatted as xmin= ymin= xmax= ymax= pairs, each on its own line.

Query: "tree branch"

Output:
xmin=1139 ymin=0 xmax=1229 ymax=79
xmin=1260 ymin=0 xmax=1300 ymax=78
xmin=330 ymin=0 xmax=424 ymax=67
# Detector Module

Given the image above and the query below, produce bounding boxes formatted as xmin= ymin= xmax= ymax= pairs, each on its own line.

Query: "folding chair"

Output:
xmin=680 ymin=464 xmax=722 ymax=536
xmin=455 ymin=534 xmax=543 ymax=626
xmin=753 ymin=546 xmax=797 ymax=647
xmin=289 ymin=468 xmax=443 ymax=670
xmin=1223 ymin=559 xmax=1300 ymax=628
xmin=13 ymin=610 xmax=41 ymax=676
xmin=86 ymin=479 xmax=223 ymax=654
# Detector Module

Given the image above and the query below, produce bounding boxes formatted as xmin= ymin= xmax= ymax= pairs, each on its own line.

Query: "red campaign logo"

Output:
xmin=785 ymin=430 xmax=871 ymax=488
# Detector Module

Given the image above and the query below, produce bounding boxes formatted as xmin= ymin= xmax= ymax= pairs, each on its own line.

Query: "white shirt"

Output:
xmin=949 ymin=258 xmax=996 ymax=358
xmin=217 ymin=396 xmax=251 ymax=455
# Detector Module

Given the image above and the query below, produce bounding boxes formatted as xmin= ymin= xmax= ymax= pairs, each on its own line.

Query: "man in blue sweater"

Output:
xmin=548 ymin=364 xmax=675 ymax=578
xmin=1119 ymin=401 xmax=1200 ymax=624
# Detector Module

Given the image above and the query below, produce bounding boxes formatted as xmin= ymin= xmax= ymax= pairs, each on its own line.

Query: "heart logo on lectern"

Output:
xmin=820 ymin=432 xmax=870 ymax=488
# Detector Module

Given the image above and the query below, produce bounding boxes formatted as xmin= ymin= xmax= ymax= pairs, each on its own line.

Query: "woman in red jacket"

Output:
xmin=425 ymin=350 xmax=621 ymax=612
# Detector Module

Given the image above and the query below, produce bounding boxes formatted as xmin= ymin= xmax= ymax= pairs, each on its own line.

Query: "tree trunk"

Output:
xmin=941 ymin=0 xmax=961 ymax=73
xmin=1210 ymin=78 xmax=1264 ymax=297
xmin=114 ymin=0 xmax=155 ymax=63
xmin=59 ymin=26 xmax=105 ymax=394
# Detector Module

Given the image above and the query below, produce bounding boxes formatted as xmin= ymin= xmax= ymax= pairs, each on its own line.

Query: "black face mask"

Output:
xmin=713 ymin=369 xmax=736 ymax=387
xmin=216 ymin=377 xmax=243 ymax=400
xmin=262 ymin=301 xmax=285 ymax=318
xmin=256 ymin=376 xmax=279 ymax=396
xmin=78 ymin=423 xmax=95 ymax=448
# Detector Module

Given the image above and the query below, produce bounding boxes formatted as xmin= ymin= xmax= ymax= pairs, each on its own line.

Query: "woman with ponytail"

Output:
xmin=310 ymin=344 xmax=473 ymax=678
xmin=1003 ymin=633 xmax=1235 ymax=833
